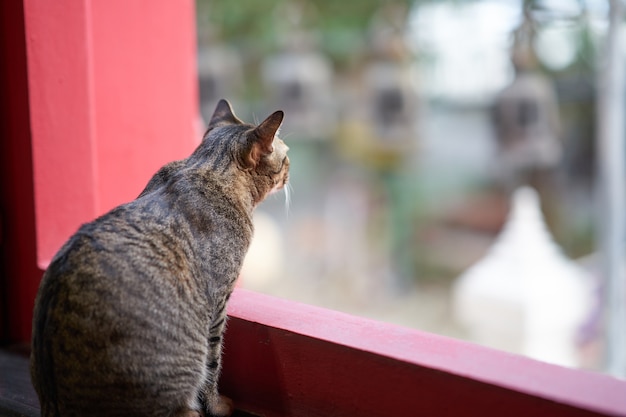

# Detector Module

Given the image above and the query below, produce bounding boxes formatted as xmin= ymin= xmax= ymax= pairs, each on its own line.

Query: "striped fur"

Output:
xmin=30 ymin=100 xmax=289 ymax=417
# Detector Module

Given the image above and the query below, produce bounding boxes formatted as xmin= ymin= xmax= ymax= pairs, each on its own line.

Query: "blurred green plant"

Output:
xmin=196 ymin=0 xmax=413 ymax=67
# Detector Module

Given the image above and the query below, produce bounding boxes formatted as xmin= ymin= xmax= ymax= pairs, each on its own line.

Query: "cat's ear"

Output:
xmin=207 ymin=99 xmax=243 ymax=131
xmin=245 ymin=110 xmax=284 ymax=169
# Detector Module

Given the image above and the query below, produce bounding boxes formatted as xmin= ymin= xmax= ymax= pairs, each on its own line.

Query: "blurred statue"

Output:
xmin=365 ymin=4 xmax=418 ymax=148
xmin=453 ymin=187 xmax=593 ymax=367
xmin=335 ymin=4 xmax=420 ymax=287
xmin=261 ymin=1 xmax=335 ymax=140
xmin=491 ymin=15 xmax=562 ymax=193
xmin=337 ymin=3 xmax=419 ymax=171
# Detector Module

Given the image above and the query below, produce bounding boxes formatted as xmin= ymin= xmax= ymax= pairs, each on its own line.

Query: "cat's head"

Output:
xmin=199 ymin=99 xmax=290 ymax=206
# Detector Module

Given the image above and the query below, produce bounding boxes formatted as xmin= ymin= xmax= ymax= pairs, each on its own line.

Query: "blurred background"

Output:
xmin=195 ymin=0 xmax=623 ymax=375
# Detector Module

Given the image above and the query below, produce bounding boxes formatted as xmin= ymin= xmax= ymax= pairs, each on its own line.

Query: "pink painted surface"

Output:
xmin=2 ymin=0 xmax=198 ymax=342
xmin=23 ymin=0 xmax=99 ymax=268
xmin=90 ymin=0 xmax=199 ymax=214
xmin=24 ymin=0 xmax=199 ymax=268
xmin=223 ymin=289 xmax=626 ymax=417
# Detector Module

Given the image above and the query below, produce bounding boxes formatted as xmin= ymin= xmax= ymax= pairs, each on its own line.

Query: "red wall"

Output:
xmin=0 ymin=0 xmax=199 ymax=343
xmin=89 ymin=0 xmax=200 ymax=215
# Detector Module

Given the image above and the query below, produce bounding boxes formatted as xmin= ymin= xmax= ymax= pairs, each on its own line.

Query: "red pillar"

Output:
xmin=0 ymin=0 xmax=199 ymax=343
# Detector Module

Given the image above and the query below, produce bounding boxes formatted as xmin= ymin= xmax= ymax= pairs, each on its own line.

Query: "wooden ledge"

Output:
xmin=222 ymin=289 xmax=626 ymax=417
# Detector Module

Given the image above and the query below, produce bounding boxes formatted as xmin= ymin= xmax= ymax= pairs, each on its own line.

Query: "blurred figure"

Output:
xmin=492 ymin=17 xmax=562 ymax=188
xmin=453 ymin=187 xmax=593 ymax=368
xmin=491 ymin=12 xmax=562 ymax=226
xmin=338 ymin=3 xmax=418 ymax=170
xmin=261 ymin=1 xmax=335 ymax=140
xmin=365 ymin=3 xmax=418 ymax=150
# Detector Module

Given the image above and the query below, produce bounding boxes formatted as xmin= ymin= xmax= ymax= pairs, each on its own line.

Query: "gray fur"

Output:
xmin=30 ymin=100 xmax=289 ymax=417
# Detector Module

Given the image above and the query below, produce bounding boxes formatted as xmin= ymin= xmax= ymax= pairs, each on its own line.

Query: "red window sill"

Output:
xmin=222 ymin=289 xmax=626 ymax=417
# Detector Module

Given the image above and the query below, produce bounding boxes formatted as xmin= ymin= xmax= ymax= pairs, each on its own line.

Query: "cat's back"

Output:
xmin=30 ymin=193 xmax=212 ymax=417
xmin=38 ymin=192 xmax=201 ymax=305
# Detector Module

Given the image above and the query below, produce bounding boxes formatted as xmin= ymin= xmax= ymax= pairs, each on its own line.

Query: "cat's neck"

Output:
xmin=141 ymin=159 xmax=263 ymax=229
xmin=182 ymin=167 xmax=256 ymax=222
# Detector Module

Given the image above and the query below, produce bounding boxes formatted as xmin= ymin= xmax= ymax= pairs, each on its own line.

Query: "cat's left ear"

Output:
xmin=245 ymin=110 xmax=284 ymax=169
xmin=207 ymin=99 xmax=243 ymax=132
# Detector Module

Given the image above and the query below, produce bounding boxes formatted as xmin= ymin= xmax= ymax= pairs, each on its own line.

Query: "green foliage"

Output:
xmin=196 ymin=0 xmax=413 ymax=62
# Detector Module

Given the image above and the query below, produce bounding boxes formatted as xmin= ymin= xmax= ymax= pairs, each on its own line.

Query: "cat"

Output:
xmin=30 ymin=99 xmax=289 ymax=417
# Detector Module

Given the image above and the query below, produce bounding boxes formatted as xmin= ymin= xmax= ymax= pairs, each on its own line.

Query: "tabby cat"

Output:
xmin=30 ymin=99 xmax=289 ymax=417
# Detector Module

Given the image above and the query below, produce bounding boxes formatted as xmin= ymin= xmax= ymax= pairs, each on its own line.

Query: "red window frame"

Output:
xmin=1 ymin=1 xmax=625 ymax=416
xmin=223 ymin=289 xmax=626 ymax=417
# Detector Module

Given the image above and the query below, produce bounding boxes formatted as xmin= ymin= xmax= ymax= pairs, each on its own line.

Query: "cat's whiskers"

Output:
xmin=284 ymin=182 xmax=292 ymax=215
